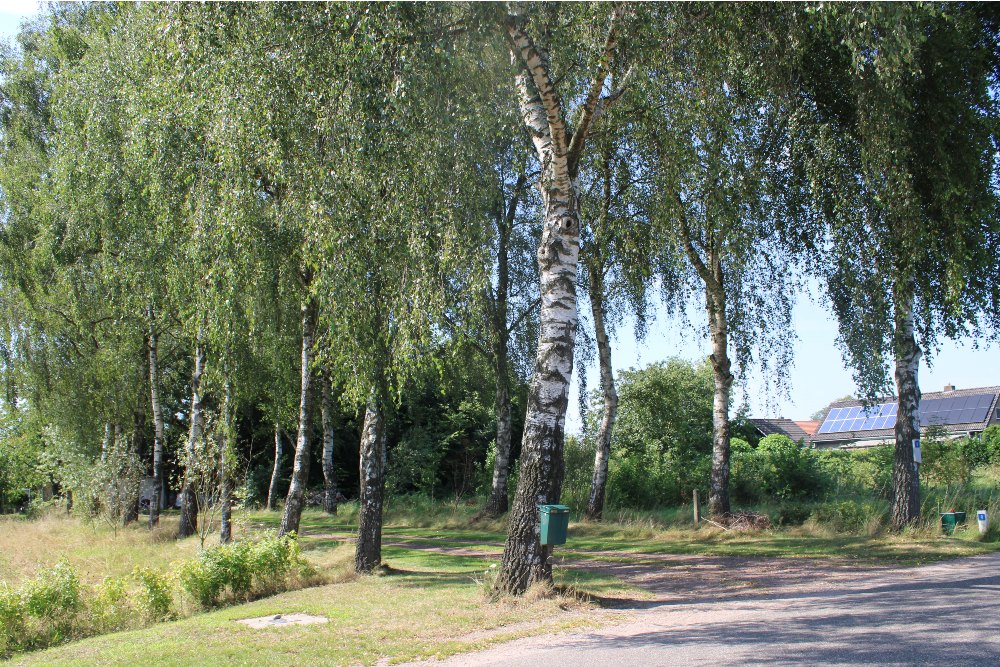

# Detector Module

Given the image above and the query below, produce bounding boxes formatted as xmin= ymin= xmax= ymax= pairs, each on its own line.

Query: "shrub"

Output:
xmin=768 ymin=503 xmax=813 ymax=527
xmin=816 ymin=445 xmax=893 ymax=498
xmin=22 ymin=560 xmax=81 ymax=621
xmin=921 ymin=438 xmax=973 ymax=487
xmin=0 ymin=583 xmax=25 ymax=657
xmin=983 ymin=426 xmax=1000 ymax=465
xmin=90 ymin=577 xmax=131 ymax=632
xmin=132 ymin=567 xmax=173 ymax=621
xmin=756 ymin=435 xmax=829 ymax=501
xmin=178 ymin=532 xmax=308 ymax=607
xmin=730 ymin=438 xmax=763 ymax=503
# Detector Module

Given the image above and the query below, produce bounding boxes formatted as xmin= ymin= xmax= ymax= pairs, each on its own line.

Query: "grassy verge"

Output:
xmin=10 ymin=545 xmax=605 ymax=667
xmin=4 ymin=496 xmax=999 ymax=664
xmin=263 ymin=503 xmax=1000 ymax=567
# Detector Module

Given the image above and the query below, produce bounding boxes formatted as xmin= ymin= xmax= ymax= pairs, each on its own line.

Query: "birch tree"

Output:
xmin=495 ymin=4 xmax=636 ymax=594
xmin=577 ymin=130 xmax=656 ymax=521
xmin=787 ymin=4 xmax=1000 ymax=528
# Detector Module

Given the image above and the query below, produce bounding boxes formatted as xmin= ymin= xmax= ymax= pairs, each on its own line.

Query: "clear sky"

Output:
xmin=566 ymin=287 xmax=999 ymax=433
xmin=1 ymin=1 xmax=996 ymax=430
xmin=0 ymin=1 xmax=36 ymax=39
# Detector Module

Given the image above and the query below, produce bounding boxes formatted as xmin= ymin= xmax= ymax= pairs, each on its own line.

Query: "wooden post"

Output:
xmin=693 ymin=489 xmax=701 ymax=524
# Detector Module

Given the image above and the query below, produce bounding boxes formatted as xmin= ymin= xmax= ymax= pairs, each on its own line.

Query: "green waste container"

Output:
xmin=941 ymin=512 xmax=958 ymax=535
xmin=539 ymin=504 xmax=570 ymax=546
xmin=955 ymin=511 xmax=967 ymax=526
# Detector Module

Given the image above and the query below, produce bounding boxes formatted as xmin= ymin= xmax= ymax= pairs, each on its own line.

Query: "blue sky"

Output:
xmin=0 ymin=1 xmax=35 ymax=40
xmin=1 ymin=1 xmax=996 ymax=430
xmin=566 ymin=286 xmax=999 ymax=432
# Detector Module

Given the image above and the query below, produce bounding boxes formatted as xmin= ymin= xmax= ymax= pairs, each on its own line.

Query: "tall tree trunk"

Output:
xmin=147 ymin=304 xmax=165 ymax=528
xmin=219 ymin=380 xmax=234 ymax=544
xmin=355 ymin=393 xmax=386 ymax=573
xmin=279 ymin=300 xmax=317 ymax=536
xmin=707 ymin=283 xmax=733 ymax=518
xmin=496 ymin=159 xmax=580 ymax=592
xmin=320 ymin=375 xmax=338 ymax=515
xmin=483 ymin=193 xmax=516 ymax=518
xmin=178 ymin=332 xmax=205 ymax=539
xmin=678 ymin=203 xmax=734 ymax=519
xmin=497 ymin=9 xmax=621 ymax=595
xmin=484 ymin=355 xmax=513 ymax=517
xmin=585 ymin=267 xmax=617 ymax=521
xmin=890 ymin=280 xmax=921 ymax=529
xmin=101 ymin=422 xmax=112 ymax=463
xmin=267 ymin=425 xmax=284 ymax=511
xmin=122 ymin=408 xmax=145 ymax=526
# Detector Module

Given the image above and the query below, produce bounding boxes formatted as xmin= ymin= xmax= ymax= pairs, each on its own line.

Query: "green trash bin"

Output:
xmin=955 ymin=511 xmax=968 ymax=526
xmin=941 ymin=512 xmax=958 ymax=535
xmin=539 ymin=504 xmax=570 ymax=546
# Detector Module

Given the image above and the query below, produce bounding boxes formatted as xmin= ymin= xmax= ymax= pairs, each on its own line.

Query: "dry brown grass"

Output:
xmin=0 ymin=513 xmax=200 ymax=587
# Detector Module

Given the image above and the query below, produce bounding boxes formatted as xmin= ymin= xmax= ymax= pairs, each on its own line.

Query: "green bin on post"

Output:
xmin=941 ymin=512 xmax=957 ymax=535
xmin=539 ymin=504 xmax=570 ymax=546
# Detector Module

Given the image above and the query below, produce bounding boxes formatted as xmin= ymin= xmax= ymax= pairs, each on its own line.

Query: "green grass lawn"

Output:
xmin=9 ymin=538 xmax=607 ymax=667
xmin=4 ymin=499 xmax=999 ymax=665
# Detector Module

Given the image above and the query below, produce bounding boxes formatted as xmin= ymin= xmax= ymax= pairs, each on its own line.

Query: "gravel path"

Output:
xmin=397 ymin=550 xmax=1000 ymax=666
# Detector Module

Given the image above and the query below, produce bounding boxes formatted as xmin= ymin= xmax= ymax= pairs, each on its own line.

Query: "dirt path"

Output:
xmin=305 ymin=529 xmax=892 ymax=606
xmin=397 ymin=551 xmax=1000 ymax=666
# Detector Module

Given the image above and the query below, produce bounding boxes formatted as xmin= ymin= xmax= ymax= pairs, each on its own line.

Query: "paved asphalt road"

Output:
xmin=415 ymin=553 xmax=1000 ymax=667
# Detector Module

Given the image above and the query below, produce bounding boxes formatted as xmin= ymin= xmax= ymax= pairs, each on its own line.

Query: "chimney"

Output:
xmin=944 ymin=383 xmax=955 ymax=393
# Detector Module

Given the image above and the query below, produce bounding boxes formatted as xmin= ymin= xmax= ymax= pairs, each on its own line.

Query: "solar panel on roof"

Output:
xmin=817 ymin=392 xmax=996 ymax=436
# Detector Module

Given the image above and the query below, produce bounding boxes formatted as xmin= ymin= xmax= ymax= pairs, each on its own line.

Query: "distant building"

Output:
xmin=752 ymin=385 xmax=1000 ymax=450
xmin=749 ymin=418 xmax=819 ymax=443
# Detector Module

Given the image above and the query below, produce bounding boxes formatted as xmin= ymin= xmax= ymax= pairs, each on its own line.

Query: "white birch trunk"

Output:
xmin=219 ymin=380 xmax=234 ymax=544
xmin=147 ymin=304 xmax=166 ymax=527
xmin=321 ymin=375 xmax=338 ymax=515
xmin=280 ymin=300 xmax=316 ymax=536
xmin=267 ymin=426 xmax=283 ymax=511
xmin=178 ymin=332 xmax=205 ymax=538
xmin=707 ymin=283 xmax=733 ymax=518
xmin=585 ymin=267 xmax=617 ymax=521
xmin=497 ymin=11 xmax=619 ymax=595
xmin=891 ymin=280 xmax=921 ymax=529
xmin=355 ymin=394 xmax=386 ymax=573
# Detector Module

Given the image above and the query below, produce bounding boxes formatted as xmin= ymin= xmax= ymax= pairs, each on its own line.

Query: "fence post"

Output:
xmin=693 ymin=489 xmax=701 ymax=524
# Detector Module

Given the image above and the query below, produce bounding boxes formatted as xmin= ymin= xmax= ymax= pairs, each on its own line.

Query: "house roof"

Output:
xmin=749 ymin=418 xmax=814 ymax=442
xmin=794 ymin=420 xmax=820 ymax=436
xmin=810 ymin=385 xmax=1000 ymax=444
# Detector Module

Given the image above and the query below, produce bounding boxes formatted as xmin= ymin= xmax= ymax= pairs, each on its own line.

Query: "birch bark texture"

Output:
xmin=267 ymin=426 xmax=283 ymax=511
xmin=279 ymin=300 xmax=317 ymax=536
xmin=178 ymin=332 xmax=205 ymax=538
xmin=355 ymin=394 xmax=386 ymax=573
xmin=321 ymin=374 xmax=338 ymax=515
xmin=497 ymin=8 xmax=623 ymax=595
xmin=482 ymin=179 xmax=526 ymax=517
xmin=890 ymin=282 xmax=921 ymax=529
xmin=147 ymin=304 xmax=165 ymax=528
xmin=219 ymin=379 xmax=234 ymax=544
xmin=584 ymin=265 xmax=617 ymax=521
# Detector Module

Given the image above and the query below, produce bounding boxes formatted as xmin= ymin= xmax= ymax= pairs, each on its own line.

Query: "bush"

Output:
xmin=983 ymin=426 xmax=1000 ymax=465
xmin=177 ymin=532 xmax=309 ymax=607
xmin=132 ymin=567 xmax=173 ymax=622
xmin=730 ymin=438 xmax=763 ymax=503
xmin=816 ymin=447 xmax=893 ymax=497
xmin=730 ymin=435 xmax=830 ymax=504
xmin=768 ymin=502 xmax=813 ymax=527
xmin=22 ymin=561 xmax=81 ymax=621
xmin=0 ymin=583 xmax=25 ymax=657
xmin=921 ymin=438 xmax=973 ymax=487
xmin=90 ymin=577 xmax=131 ymax=633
